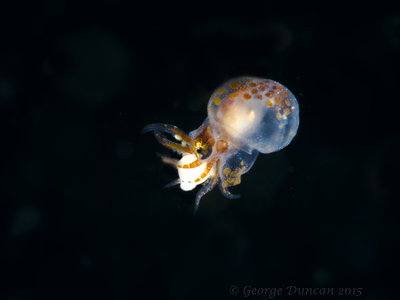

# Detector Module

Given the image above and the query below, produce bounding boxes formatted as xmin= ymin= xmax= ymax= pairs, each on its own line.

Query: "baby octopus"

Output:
xmin=142 ymin=77 xmax=299 ymax=212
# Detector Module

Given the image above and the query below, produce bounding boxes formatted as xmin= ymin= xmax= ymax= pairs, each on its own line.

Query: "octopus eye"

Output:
xmin=198 ymin=148 xmax=211 ymax=160
xmin=194 ymin=139 xmax=212 ymax=160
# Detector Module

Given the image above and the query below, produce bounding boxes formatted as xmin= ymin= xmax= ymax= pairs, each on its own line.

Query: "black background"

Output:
xmin=0 ymin=1 xmax=399 ymax=299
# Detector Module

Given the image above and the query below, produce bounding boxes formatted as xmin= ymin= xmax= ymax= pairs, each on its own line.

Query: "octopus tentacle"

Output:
xmin=194 ymin=159 xmax=219 ymax=213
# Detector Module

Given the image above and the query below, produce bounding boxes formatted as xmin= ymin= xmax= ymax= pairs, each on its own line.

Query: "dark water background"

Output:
xmin=0 ymin=1 xmax=399 ymax=299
